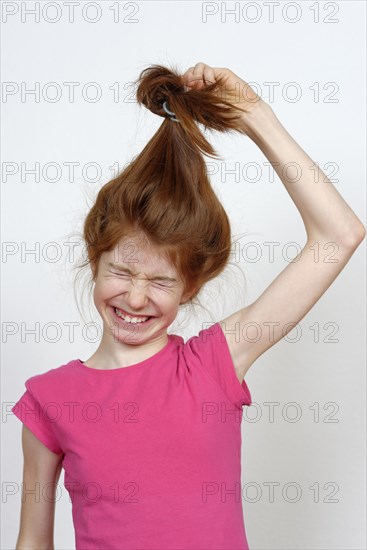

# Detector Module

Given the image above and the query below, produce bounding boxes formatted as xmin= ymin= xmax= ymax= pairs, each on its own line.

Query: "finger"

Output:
xmin=182 ymin=66 xmax=194 ymax=79
xmin=203 ymin=67 xmax=216 ymax=86
xmin=182 ymin=66 xmax=195 ymax=89
xmin=191 ymin=62 xmax=208 ymax=89
xmin=182 ymin=62 xmax=214 ymax=90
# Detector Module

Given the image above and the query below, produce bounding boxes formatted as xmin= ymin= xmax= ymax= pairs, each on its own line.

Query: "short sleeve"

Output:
xmin=184 ymin=321 xmax=252 ymax=409
xmin=11 ymin=377 xmax=64 ymax=455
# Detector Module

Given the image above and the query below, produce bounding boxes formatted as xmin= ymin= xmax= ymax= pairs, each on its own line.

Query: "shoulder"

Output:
xmin=181 ymin=321 xmax=252 ymax=408
xmin=183 ymin=322 xmax=222 ymax=351
xmin=24 ymin=359 xmax=77 ymax=397
xmin=180 ymin=321 xmax=224 ymax=367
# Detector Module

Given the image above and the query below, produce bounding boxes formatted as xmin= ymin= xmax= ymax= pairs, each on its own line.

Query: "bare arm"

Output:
xmin=182 ymin=62 xmax=366 ymax=379
xmin=15 ymin=425 xmax=64 ymax=550
xmin=240 ymin=100 xmax=365 ymax=244
xmin=222 ymin=99 xmax=365 ymax=379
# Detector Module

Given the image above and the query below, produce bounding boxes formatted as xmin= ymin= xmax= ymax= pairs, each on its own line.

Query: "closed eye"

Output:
xmin=112 ymin=272 xmax=130 ymax=278
xmin=154 ymin=282 xmax=172 ymax=288
xmin=111 ymin=272 xmax=172 ymax=288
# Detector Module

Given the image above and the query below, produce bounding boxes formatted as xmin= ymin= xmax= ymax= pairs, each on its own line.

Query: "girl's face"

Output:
xmin=92 ymin=236 xmax=193 ymax=345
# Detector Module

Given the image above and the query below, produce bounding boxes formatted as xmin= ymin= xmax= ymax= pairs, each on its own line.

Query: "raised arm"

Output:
xmin=183 ymin=63 xmax=366 ymax=381
xmin=239 ymin=99 xmax=365 ymax=244
xmin=227 ymin=99 xmax=365 ymax=379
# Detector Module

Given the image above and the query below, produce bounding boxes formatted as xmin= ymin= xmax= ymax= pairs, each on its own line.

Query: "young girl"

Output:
xmin=12 ymin=62 xmax=365 ymax=550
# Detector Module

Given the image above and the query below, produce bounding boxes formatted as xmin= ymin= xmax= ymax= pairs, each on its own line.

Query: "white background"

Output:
xmin=2 ymin=1 xmax=366 ymax=549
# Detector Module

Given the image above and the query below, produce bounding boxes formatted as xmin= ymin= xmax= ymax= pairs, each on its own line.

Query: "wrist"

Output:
xmin=238 ymin=99 xmax=278 ymax=141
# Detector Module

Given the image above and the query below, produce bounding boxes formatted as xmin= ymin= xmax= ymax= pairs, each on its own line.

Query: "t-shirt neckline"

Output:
xmin=74 ymin=334 xmax=176 ymax=373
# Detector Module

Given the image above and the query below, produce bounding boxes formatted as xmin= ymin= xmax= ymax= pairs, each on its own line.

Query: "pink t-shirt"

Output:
xmin=11 ymin=321 xmax=252 ymax=550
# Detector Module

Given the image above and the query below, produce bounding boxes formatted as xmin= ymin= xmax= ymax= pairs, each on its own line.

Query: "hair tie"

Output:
xmin=162 ymin=100 xmax=180 ymax=123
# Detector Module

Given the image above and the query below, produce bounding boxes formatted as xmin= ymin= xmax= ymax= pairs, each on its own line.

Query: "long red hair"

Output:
xmin=72 ymin=64 xmax=249 ymax=322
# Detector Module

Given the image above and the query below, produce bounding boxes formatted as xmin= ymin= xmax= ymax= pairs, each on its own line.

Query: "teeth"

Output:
xmin=114 ymin=308 xmax=149 ymax=324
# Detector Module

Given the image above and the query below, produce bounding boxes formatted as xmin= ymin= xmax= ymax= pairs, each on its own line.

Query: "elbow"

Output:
xmin=344 ymin=223 xmax=366 ymax=248
xmin=308 ymin=221 xmax=366 ymax=249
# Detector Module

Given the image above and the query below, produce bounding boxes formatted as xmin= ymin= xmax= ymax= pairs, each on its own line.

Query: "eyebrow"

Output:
xmin=108 ymin=262 xmax=178 ymax=282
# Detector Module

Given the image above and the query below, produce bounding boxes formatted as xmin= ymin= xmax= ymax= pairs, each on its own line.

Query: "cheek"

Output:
xmin=93 ymin=284 xmax=113 ymax=307
xmin=159 ymin=293 xmax=183 ymax=313
xmin=95 ymin=280 xmax=124 ymax=298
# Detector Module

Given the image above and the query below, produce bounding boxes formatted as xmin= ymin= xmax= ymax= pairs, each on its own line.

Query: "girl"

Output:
xmin=12 ymin=62 xmax=365 ymax=550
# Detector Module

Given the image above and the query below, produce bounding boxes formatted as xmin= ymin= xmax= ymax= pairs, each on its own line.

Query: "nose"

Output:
xmin=124 ymin=278 xmax=150 ymax=310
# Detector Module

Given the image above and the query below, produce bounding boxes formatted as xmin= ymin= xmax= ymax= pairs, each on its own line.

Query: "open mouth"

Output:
xmin=111 ymin=306 xmax=154 ymax=325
